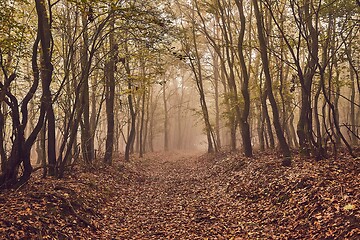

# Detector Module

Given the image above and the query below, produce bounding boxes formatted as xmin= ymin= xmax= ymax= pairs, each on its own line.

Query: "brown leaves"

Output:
xmin=0 ymin=151 xmax=359 ymax=239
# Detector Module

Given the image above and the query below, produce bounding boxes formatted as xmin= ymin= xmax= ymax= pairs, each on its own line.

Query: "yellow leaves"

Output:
xmin=119 ymin=88 xmax=132 ymax=95
xmin=343 ymin=204 xmax=355 ymax=211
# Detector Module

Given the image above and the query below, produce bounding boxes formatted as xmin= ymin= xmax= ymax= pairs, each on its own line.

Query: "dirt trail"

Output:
xmin=1 ymin=151 xmax=358 ymax=239
xmin=102 ymin=152 xmax=242 ymax=239
xmin=98 ymin=151 xmax=360 ymax=240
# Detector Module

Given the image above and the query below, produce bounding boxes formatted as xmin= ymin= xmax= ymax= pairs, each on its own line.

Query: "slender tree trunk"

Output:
xmin=0 ymin=104 xmax=6 ymax=172
xmin=297 ymin=1 xmax=319 ymax=156
xmin=189 ymin=7 xmax=217 ymax=153
xmin=90 ymin=74 xmax=97 ymax=157
xmin=214 ymin=0 xmax=241 ymax=151
xmin=221 ymin=64 xmax=236 ymax=150
xmin=35 ymin=0 xmax=56 ymax=175
xmin=261 ymin=86 xmax=275 ymax=149
xmin=149 ymin=88 xmax=155 ymax=152
xmin=349 ymin=50 xmax=357 ymax=145
xmin=143 ymin=89 xmax=150 ymax=153
xmin=162 ymin=82 xmax=169 ymax=151
xmin=80 ymin=12 xmax=93 ymax=164
xmin=319 ymin=66 xmax=354 ymax=157
xmin=289 ymin=112 xmax=298 ymax=148
xmin=253 ymin=0 xmax=291 ymax=164
xmin=135 ymin=110 xmax=140 ymax=153
xmin=314 ymin=77 xmax=326 ymax=159
xmin=176 ymin=76 xmax=185 ymax=150
xmin=124 ymin=55 xmax=136 ymax=161
xmin=40 ymin=121 xmax=47 ymax=177
xmin=344 ymin=40 xmax=359 ymax=145
xmin=139 ymin=78 xmax=146 ymax=157
xmin=257 ymin=101 xmax=265 ymax=151
xmin=235 ymin=0 xmax=252 ymax=157
xmin=333 ymin=67 xmax=341 ymax=146
xmin=104 ymin=16 xmax=116 ymax=164
xmin=213 ymin=51 xmax=221 ymax=149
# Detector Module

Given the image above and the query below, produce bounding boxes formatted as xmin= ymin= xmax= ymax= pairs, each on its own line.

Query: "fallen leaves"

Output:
xmin=0 ymin=150 xmax=359 ymax=239
xmin=343 ymin=204 xmax=356 ymax=211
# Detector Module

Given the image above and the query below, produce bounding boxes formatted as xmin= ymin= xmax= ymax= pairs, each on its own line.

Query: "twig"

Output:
xmin=14 ymin=180 xmax=29 ymax=192
xmin=65 ymin=197 xmax=97 ymax=230
xmin=55 ymin=194 xmax=97 ymax=230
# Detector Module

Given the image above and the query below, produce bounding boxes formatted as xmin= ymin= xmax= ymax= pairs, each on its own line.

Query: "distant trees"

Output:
xmin=169 ymin=0 xmax=358 ymax=160
xmin=264 ymin=0 xmax=359 ymax=158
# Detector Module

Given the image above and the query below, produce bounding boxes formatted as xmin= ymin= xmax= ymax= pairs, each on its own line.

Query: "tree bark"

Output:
xmin=124 ymin=41 xmax=136 ymax=161
xmin=253 ymin=0 xmax=291 ymax=163
xmin=139 ymin=63 xmax=146 ymax=157
xmin=213 ymin=50 xmax=221 ymax=149
xmin=162 ymin=81 xmax=169 ymax=151
xmin=80 ymin=12 xmax=93 ymax=164
xmin=104 ymin=16 xmax=116 ymax=165
xmin=35 ymin=0 xmax=56 ymax=175
xmin=235 ymin=0 xmax=252 ymax=157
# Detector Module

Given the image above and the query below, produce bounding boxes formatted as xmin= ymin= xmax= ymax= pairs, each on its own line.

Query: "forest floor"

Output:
xmin=0 ymin=150 xmax=359 ymax=239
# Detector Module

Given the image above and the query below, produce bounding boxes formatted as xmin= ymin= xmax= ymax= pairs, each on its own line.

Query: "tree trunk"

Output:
xmin=345 ymin=39 xmax=359 ymax=146
xmin=104 ymin=17 xmax=116 ymax=165
xmin=349 ymin=50 xmax=357 ymax=145
xmin=261 ymin=85 xmax=275 ymax=149
xmin=314 ymin=76 xmax=326 ymax=159
xmin=235 ymin=0 xmax=252 ymax=157
xmin=257 ymin=104 xmax=265 ymax=151
xmin=213 ymin=50 xmax=221 ymax=149
xmin=0 ymin=104 xmax=6 ymax=172
xmin=139 ymin=78 xmax=146 ymax=157
xmin=176 ymin=75 xmax=185 ymax=150
xmin=189 ymin=6 xmax=217 ymax=153
xmin=0 ymin=6 xmax=48 ymax=187
xmin=333 ymin=67 xmax=341 ymax=146
xmin=253 ymin=0 xmax=291 ymax=164
xmin=143 ymin=89 xmax=150 ymax=153
xmin=148 ymin=88 xmax=156 ymax=152
xmin=80 ymin=12 xmax=93 ymax=164
xmin=162 ymin=82 xmax=169 ymax=151
xmin=124 ymin=48 xmax=136 ymax=161
xmin=35 ymin=0 xmax=56 ymax=175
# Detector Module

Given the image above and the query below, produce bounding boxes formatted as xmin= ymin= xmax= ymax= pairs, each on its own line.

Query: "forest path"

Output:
xmin=1 ymin=151 xmax=358 ymax=239
xmin=101 ymin=151 xmax=243 ymax=239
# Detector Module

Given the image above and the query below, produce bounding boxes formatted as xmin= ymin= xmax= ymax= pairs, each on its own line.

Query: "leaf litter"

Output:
xmin=0 ymin=150 xmax=359 ymax=239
